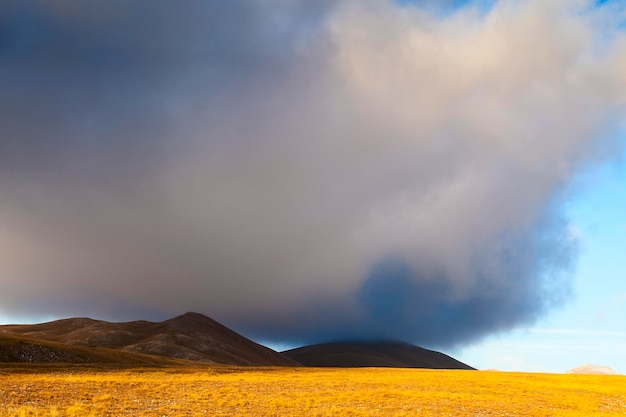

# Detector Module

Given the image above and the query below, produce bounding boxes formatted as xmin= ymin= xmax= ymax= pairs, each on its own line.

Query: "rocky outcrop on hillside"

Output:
xmin=0 ymin=339 xmax=88 ymax=363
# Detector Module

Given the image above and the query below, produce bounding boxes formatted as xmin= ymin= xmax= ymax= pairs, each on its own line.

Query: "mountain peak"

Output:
xmin=172 ymin=312 xmax=212 ymax=322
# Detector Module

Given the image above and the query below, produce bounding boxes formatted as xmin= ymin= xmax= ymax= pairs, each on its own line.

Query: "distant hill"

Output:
xmin=0 ymin=312 xmax=298 ymax=366
xmin=282 ymin=341 xmax=474 ymax=370
xmin=566 ymin=364 xmax=620 ymax=375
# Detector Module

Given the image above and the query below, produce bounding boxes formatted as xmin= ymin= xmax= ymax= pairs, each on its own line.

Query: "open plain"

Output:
xmin=2 ymin=365 xmax=625 ymax=416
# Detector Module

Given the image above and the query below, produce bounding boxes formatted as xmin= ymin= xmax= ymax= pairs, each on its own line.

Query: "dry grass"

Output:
xmin=1 ymin=365 xmax=626 ymax=416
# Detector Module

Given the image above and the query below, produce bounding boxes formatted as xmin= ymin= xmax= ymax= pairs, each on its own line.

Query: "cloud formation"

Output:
xmin=1 ymin=0 xmax=625 ymax=348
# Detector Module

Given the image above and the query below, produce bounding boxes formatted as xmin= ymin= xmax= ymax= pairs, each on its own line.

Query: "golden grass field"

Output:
xmin=1 ymin=365 xmax=626 ymax=416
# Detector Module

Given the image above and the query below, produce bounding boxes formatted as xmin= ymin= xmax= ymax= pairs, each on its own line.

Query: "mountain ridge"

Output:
xmin=2 ymin=313 xmax=474 ymax=369
xmin=0 ymin=312 xmax=298 ymax=366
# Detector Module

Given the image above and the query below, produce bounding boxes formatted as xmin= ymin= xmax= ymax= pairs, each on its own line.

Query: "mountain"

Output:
xmin=0 ymin=312 xmax=298 ymax=366
xmin=566 ymin=364 xmax=620 ymax=375
xmin=282 ymin=341 xmax=474 ymax=370
xmin=2 ymin=314 xmax=474 ymax=369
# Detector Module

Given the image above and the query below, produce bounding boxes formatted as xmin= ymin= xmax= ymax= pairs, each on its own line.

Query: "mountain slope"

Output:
xmin=0 ymin=333 xmax=192 ymax=365
xmin=283 ymin=341 xmax=474 ymax=370
xmin=0 ymin=312 xmax=298 ymax=366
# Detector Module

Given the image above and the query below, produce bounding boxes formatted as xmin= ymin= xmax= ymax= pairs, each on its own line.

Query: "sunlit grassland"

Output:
xmin=1 ymin=365 xmax=625 ymax=416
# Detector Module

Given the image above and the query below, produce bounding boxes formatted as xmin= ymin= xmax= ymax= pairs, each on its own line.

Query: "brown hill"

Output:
xmin=0 ymin=333 xmax=193 ymax=366
xmin=0 ymin=312 xmax=298 ymax=366
xmin=282 ymin=341 xmax=474 ymax=370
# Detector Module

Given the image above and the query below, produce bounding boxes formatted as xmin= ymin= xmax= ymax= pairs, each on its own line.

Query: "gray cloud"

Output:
xmin=1 ymin=0 xmax=625 ymax=348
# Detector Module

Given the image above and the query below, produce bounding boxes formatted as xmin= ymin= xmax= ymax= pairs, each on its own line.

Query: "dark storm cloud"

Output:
xmin=236 ymin=204 xmax=577 ymax=347
xmin=1 ymin=0 xmax=625 ymax=348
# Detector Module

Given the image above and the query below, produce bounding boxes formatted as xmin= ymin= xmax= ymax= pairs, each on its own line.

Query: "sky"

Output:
xmin=1 ymin=0 xmax=625 ymax=373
